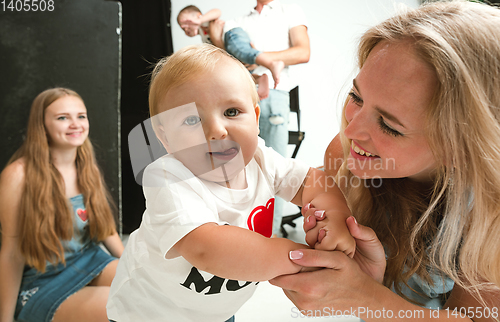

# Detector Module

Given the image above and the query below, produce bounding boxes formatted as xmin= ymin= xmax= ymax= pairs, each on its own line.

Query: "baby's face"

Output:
xmin=178 ymin=12 xmax=199 ymax=37
xmin=156 ymin=59 xmax=259 ymax=184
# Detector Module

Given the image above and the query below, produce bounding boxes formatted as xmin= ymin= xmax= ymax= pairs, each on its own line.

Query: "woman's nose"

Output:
xmin=344 ymin=103 xmax=370 ymax=141
xmin=69 ymin=117 xmax=79 ymax=128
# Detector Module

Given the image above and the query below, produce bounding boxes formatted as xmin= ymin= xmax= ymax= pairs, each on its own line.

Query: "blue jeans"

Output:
xmin=259 ymin=89 xmax=290 ymax=235
xmin=224 ymin=27 xmax=262 ymax=65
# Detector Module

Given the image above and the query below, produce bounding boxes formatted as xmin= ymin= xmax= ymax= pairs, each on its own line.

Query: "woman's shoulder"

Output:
xmin=324 ymin=134 xmax=344 ymax=177
xmin=0 ymin=158 xmax=26 ymax=224
xmin=1 ymin=158 xmax=26 ymax=186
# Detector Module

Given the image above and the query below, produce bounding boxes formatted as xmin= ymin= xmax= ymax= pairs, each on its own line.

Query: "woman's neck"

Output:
xmin=49 ymin=147 xmax=77 ymax=170
xmin=50 ymin=147 xmax=81 ymax=197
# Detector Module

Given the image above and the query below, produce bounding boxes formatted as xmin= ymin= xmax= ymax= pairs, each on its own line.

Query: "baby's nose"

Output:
xmin=205 ymin=121 xmax=228 ymax=140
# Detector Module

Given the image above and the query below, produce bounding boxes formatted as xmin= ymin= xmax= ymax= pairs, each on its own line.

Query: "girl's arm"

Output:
xmin=173 ymin=223 xmax=307 ymax=281
xmin=0 ymin=160 xmax=27 ymax=322
xmin=102 ymin=232 xmax=124 ymax=258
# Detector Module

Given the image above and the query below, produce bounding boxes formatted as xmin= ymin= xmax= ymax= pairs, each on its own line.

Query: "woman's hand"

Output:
xmin=269 ymin=249 xmax=383 ymax=314
xmin=303 ymin=207 xmax=386 ymax=283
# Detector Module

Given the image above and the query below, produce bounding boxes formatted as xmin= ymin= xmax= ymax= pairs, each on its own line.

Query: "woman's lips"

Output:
xmin=67 ymin=131 xmax=83 ymax=137
xmin=350 ymin=141 xmax=380 ymax=160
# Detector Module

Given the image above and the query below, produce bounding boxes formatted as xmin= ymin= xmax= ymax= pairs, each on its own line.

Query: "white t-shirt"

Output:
xmin=107 ymin=139 xmax=309 ymax=322
xmin=224 ymin=0 xmax=307 ymax=91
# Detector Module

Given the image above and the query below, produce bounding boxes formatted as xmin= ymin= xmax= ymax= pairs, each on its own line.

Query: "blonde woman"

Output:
xmin=0 ymin=88 xmax=124 ymax=322
xmin=271 ymin=1 xmax=500 ymax=321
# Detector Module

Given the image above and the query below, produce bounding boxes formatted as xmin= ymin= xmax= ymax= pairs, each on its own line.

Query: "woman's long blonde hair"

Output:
xmin=337 ymin=0 xmax=500 ymax=306
xmin=7 ymin=88 xmax=117 ymax=272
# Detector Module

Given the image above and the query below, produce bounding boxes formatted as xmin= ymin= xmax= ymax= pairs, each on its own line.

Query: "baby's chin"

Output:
xmin=198 ymin=153 xmax=246 ymax=184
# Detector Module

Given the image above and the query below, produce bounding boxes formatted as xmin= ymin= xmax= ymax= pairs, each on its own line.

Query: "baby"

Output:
xmin=177 ymin=5 xmax=285 ymax=100
xmin=107 ymin=44 xmax=354 ymax=322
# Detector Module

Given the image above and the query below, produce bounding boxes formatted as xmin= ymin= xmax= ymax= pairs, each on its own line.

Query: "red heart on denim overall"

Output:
xmin=247 ymin=198 xmax=274 ymax=238
xmin=77 ymin=208 xmax=88 ymax=221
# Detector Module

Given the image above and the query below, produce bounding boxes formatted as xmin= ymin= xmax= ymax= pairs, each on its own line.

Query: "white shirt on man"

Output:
xmin=224 ymin=0 xmax=307 ymax=91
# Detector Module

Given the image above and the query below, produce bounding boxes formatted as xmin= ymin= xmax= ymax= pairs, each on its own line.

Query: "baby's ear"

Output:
xmin=156 ymin=124 xmax=171 ymax=152
xmin=254 ymin=104 xmax=261 ymax=134
xmin=254 ymin=104 xmax=261 ymax=123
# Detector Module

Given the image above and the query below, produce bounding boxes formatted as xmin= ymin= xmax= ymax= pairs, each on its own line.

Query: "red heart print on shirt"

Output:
xmin=77 ymin=208 xmax=88 ymax=221
xmin=247 ymin=198 xmax=274 ymax=238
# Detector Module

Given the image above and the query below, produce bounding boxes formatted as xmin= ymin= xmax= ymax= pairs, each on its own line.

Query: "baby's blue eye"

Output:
xmin=183 ymin=115 xmax=201 ymax=126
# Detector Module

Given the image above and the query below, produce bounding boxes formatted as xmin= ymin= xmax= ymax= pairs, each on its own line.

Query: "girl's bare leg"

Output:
xmin=53 ymin=259 xmax=119 ymax=322
xmin=88 ymin=259 xmax=119 ymax=286
xmin=53 ymin=286 xmax=110 ymax=322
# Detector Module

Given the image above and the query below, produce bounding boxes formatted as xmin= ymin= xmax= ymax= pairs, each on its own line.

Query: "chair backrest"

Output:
xmin=288 ymin=86 xmax=305 ymax=159
xmin=289 ymin=86 xmax=300 ymax=131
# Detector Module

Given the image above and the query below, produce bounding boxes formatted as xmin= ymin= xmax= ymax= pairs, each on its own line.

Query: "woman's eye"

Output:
xmin=183 ymin=115 xmax=201 ymax=126
xmin=348 ymin=91 xmax=363 ymax=105
xmin=378 ymin=116 xmax=403 ymax=137
xmin=57 ymin=116 xmax=67 ymax=120
xmin=79 ymin=115 xmax=87 ymax=119
xmin=224 ymin=108 xmax=240 ymax=117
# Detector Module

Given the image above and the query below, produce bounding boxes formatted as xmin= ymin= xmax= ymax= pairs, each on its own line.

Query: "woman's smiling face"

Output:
xmin=344 ymin=41 xmax=439 ymax=182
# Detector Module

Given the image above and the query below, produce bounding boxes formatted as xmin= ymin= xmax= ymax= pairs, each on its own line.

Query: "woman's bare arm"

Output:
xmin=0 ymin=160 xmax=27 ymax=322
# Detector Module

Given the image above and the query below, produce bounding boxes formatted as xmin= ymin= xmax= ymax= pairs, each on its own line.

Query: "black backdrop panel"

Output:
xmin=0 ymin=1 xmax=122 ymax=229
xmin=119 ymin=0 xmax=173 ymax=234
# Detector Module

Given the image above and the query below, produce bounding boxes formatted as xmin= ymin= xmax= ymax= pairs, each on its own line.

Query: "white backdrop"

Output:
xmin=171 ymin=0 xmax=420 ymax=168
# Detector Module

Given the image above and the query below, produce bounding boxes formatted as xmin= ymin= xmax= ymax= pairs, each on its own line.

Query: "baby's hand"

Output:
xmin=183 ymin=15 xmax=202 ymax=26
xmin=303 ymin=205 xmax=356 ymax=258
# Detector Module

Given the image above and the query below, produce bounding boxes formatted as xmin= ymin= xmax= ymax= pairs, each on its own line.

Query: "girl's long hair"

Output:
xmin=8 ymin=88 xmax=117 ymax=272
xmin=337 ymin=0 xmax=500 ymax=308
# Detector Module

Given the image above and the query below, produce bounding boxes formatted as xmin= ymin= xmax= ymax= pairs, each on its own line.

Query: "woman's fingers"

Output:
xmin=346 ymin=216 xmax=376 ymax=242
xmin=288 ymin=249 xmax=348 ymax=269
xmin=302 ymin=212 xmax=317 ymax=233
xmin=345 ymin=216 xmax=386 ymax=282
xmin=346 ymin=216 xmax=385 ymax=260
xmin=304 ymin=227 xmax=319 ymax=247
xmin=301 ymin=202 xmax=311 ymax=216
xmin=270 ymin=250 xmax=349 ymax=299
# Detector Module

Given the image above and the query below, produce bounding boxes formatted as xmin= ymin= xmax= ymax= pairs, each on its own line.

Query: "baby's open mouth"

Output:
xmin=209 ymin=147 xmax=239 ymax=160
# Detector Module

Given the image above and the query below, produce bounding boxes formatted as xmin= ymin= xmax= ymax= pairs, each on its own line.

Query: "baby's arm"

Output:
xmin=181 ymin=9 xmax=221 ymax=26
xmin=290 ymin=168 xmax=355 ymax=257
xmin=200 ymin=9 xmax=221 ymax=24
xmin=173 ymin=223 xmax=307 ymax=281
